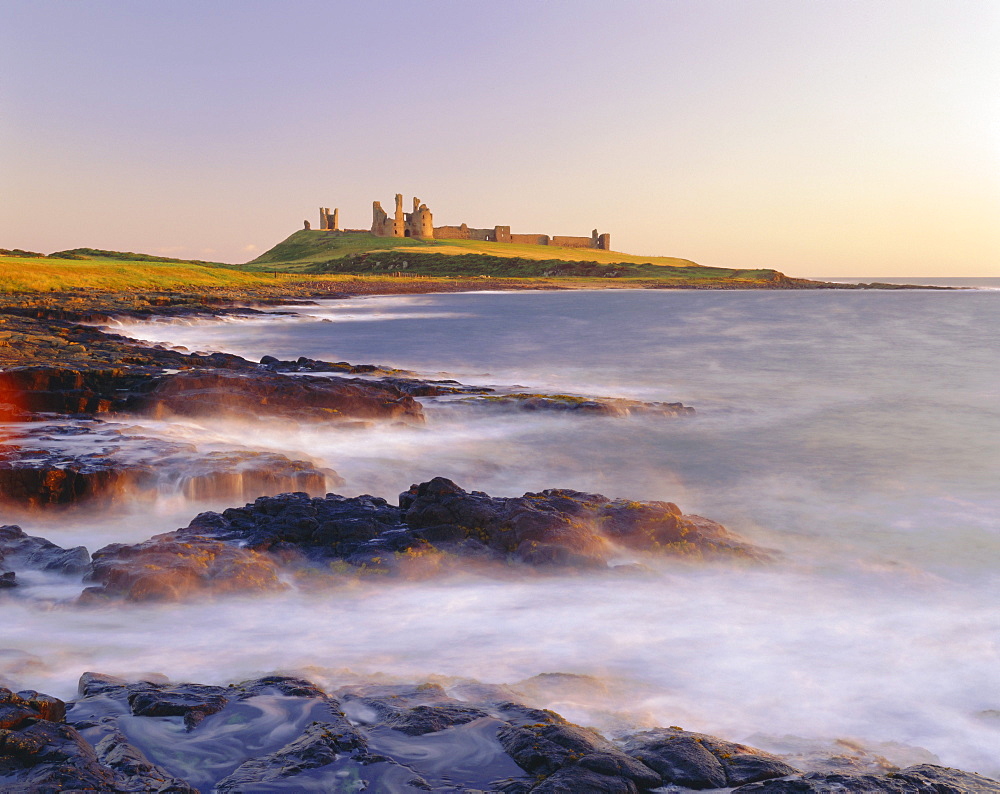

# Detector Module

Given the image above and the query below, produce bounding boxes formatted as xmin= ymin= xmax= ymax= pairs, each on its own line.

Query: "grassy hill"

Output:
xmin=0 ymin=252 xmax=278 ymax=293
xmin=245 ymin=230 xmax=784 ymax=284
xmin=0 ymin=230 xmax=803 ymax=294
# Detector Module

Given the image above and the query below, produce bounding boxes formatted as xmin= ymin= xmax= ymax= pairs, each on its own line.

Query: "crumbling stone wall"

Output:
xmin=433 ymin=224 xmax=508 ymax=242
xmin=511 ymin=234 xmax=551 ymax=246
xmin=550 ymin=235 xmax=595 ymax=249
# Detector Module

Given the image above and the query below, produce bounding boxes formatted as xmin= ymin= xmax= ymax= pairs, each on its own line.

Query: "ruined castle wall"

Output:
xmin=466 ymin=227 xmax=497 ymax=241
xmin=511 ymin=234 xmax=551 ymax=246
xmin=432 ymin=225 xmax=469 ymax=240
xmin=433 ymin=225 xmax=505 ymax=242
xmin=550 ymin=235 xmax=596 ymax=249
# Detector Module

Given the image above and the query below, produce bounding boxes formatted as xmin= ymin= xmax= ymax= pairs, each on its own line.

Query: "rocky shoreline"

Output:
xmin=1 ymin=289 xmax=997 ymax=792
xmin=4 ymin=672 xmax=995 ymax=793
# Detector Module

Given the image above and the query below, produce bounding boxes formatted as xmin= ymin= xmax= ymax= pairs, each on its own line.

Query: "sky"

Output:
xmin=1 ymin=0 xmax=998 ymax=277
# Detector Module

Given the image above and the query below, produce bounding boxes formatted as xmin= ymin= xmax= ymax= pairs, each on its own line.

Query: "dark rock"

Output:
xmin=0 ymin=686 xmax=120 ymax=791
xmin=79 ymin=479 xmax=771 ymax=602
xmin=12 ymin=674 xmax=999 ymax=794
xmin=498 ymin=715 xmax=662 ymax=791
xmin=621 ymin=727 xmax=798 ymax=788
xmin=893 ymin=764 xmax=1000 ymax=792
xmin=0 ymin=450 xmax=157 ymax=508
xmin=169 ymin=450 xmax=340 ymax=501
xmin=0 ymin=422 xmax=338 ymax=508
xmin=402 ymin=477 xmax=770 ymax=566
xmin=208 ymin=491 xmax=405 ymax=556
xmin=0 ymin=524 xmax=90 ymax=575
xmin=139 ymin=368 xmax=423 ymax=423
xmin=78 ymin=671 xmax=133 ymax=699
xmin=0 ymin=718 xmax=120 ymax=791
xmin=259 ymin=354 xmax=411 ymax=378
xmin=0 ymin=572 xmax=15 ymax=589
xmin=461 ymin=391 xmax=695 ymax=417
xmin=732 ymin=764 xmax=1000 ymax=793
xmin=380 ymin=376 xmax=494 ymax=396
xmin=13 ymin=691 xmax=66 ymax=724
xmin=336 ymin=681 xmax=450 ymax=707
xmin=0 ymin=365 xmax=160 ymax=416
xmin=95 ymin=730 xmax=198 ymax=792
xmin=213 ymin=721 xmax=375 ymax=792
xmin=532 ymin=764 xmax=642 ymax=793
xmin=83 ymin=531 xmax=285 ymax=602
xmin=497 ymin=724 xmax=572 ymax=776
xmin=383 ymin=703 xmax=493 ymax=735
xmin=126 ymin=683 xmax=229 ymax=729
xmin=233 ymin=675 xmax=333 ymax=701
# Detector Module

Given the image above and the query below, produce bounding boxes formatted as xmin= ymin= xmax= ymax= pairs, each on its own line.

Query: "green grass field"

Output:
xmin=0 ymin=230 xmax=794 ymax=294
xmin=0 ymin=255 xmax=279 ymax=293
xmin=244 ymin=230 xmax=781 ymax=283
xmin=247 ymin=230 xmax=711 ymax=268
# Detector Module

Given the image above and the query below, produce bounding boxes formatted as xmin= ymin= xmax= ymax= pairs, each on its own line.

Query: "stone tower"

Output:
xmin=391 ymin=193 xmax=406 ymax=237
xmin=371 ymin=201 xmax=388 ymax=235
xmin=371 ymin=194 xmax=433 ymax=238
xmin=410 ymin=197 xmax=434 ymax=239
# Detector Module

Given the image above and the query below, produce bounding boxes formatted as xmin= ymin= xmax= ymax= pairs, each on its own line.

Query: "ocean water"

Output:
xmin=4 ymin=287 xmax=999 ymax=776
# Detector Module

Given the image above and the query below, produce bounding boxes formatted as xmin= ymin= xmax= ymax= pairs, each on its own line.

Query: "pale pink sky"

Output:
xmin=2 ymin=0 xmax=998 ymax=276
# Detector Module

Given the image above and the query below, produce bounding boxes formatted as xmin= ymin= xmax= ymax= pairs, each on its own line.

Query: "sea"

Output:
xmin=3 ymin=284 xmax=999 ymax=776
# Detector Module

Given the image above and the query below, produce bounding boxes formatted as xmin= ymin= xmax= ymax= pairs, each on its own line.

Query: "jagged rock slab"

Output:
xmin=0 ymin=363 xmax=423 ymax=425
xmin=621 ymin=727 xmax=799 ymax=788
xmin=0 ymin=422 xmax=339 ymax=508
xmin=460 ymin=391 xmax=695 ymax=417
xmin=6 ymin=674 xmax=998 ymax=794
xmin=731 ymin=765 xmax=1000 ymax=793
xmin=140 ymin=368 xmax=423 ymax=423
xmin=80 ymin=477 xmax=772 ymax=602
xmin=0 ymin=525 xmax=90 ymax=588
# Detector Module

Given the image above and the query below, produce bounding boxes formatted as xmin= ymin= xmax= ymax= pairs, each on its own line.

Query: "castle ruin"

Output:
xmin=308 ymin=194 xmax=610 ymax=251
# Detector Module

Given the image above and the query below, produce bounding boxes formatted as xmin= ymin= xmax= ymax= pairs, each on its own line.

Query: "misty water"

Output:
xmin=4 ymin=288 xmax=999 ymax=776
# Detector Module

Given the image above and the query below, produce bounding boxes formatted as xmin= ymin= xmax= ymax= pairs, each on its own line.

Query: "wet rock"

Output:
xmin=402 ymin=477 xmax=770 ymax=565
xmin=82 ymin=533 xmax=285 ymax=602
xmin=213 ymin=721 xmax=379 ymax=792
xmin=732 ymin=764 xmax=1000 ymax=793
xmin=461 ymin=391 xmax=695 ymax=417
xmin=17 ymin=673 xmax=1000 ymax=794
xmin=12 ymin=690 xmax=66 ymax=724
xmin=497 ymin=714 xmax=660 ymax=791
xmin=621 ymin=727 xmax=799 ymax=789
xmin=0 ymin=448 xmax=159 ymax=508
xmin=383 ymin=703 xmax=493 ymax=735
xmin=233 ymin=675 xmax=333 ymax=701
xmin=0 ymin=686 xmax=119 ymax=792
xmin=79 ymin=478 xmax=772 ymax=602
xmin=259 ymin=354 xmax=412 ymax=378
xmin=126 ymin=683 xmax=230 ymax=729
xmin=532 ymin=764 xmax=643 ymax=792
xmin=94 ymin=730 xmax=198 ymax=792
xmin=0 ymin=525 xmax=90 ymax=575
xmin=0 ymin=365 xmax=160 ymax=416
xmin=0 ymin=422 xmax=338 ymax=508
xmin=78 ymin=490 xmax=412 ymax=602
xmin=170 ymin=450 xmax=340 ymax=501
xmin=0 ymin=572 xmax=15 ymax=588
xmin=204 ymin=491 xmax=406 ymax=556
xmin=894 ymin=764 xmax=1000 ymax=792
xmin=140 ymin=368 xmax=423 ymax=423
xmin=380 ymin=376 xmax=494 ymax=396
